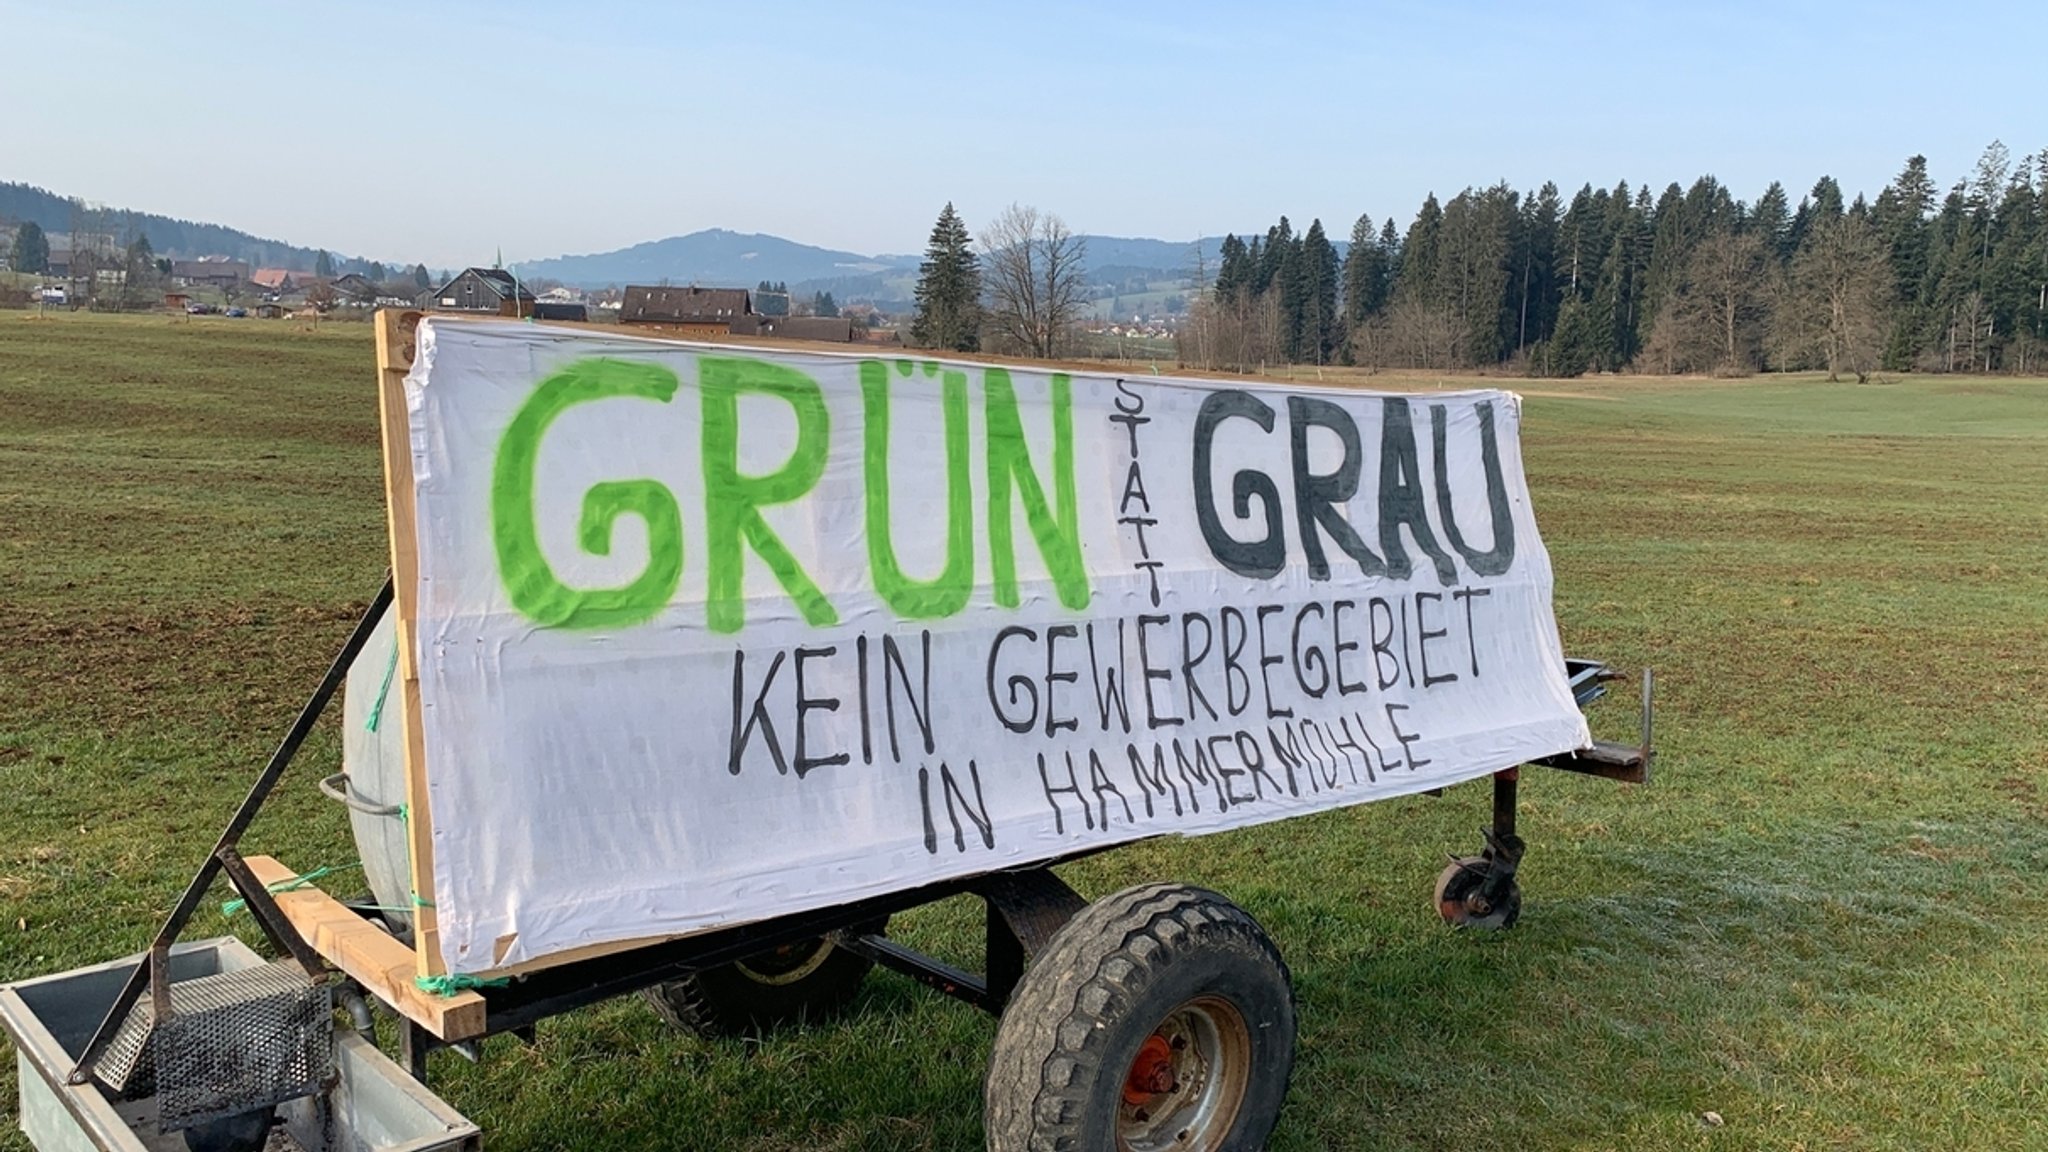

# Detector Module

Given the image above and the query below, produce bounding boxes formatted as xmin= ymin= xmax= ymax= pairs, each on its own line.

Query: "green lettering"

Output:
xmin=862 ymin=361 xmax=973 ymax=618
xmin=984 ymin=369 xmax=1089 ymax=610
xmin=492 ymin=358 xmax=683 ymax=630
xmin=701 ymin=357 xmax=837 ymax=633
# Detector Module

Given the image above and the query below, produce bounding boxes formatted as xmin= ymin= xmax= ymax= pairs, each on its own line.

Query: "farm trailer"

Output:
xmin=4 ymin=311 xmax=1652 ymax=1152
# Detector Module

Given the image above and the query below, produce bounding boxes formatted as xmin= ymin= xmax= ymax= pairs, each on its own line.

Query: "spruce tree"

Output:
xmin=1753 ymin=182 xmax=1793 ymax=264
xmin=1342 ymin=214 xmax=1390 ymax=329
xmin=14 ymin=221 xmax=48 ymax=274
xmin=1214 ymin=234 xmax=1249 ymax=301
xmin=910 ymin=203 xmax=982 ymax=352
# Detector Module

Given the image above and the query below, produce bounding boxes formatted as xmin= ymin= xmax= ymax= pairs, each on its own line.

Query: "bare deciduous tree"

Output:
xmin=1770 ymin=214 xmax=1891 ymax=381
xmin=1640 ymin=229 xmax=1770 ymax=375
xmin=981 ymin=204 xmax=1088 ymax=359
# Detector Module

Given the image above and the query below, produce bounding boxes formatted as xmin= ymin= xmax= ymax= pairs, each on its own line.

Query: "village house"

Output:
xmin=250 ymin=268 xmax=297 ymax=295
xmin=728 ymin=314 xmax=855 ymax=343
xmin=532 ymin=301 xmax=589 ymax=322
xmin=171 ymin=259 xmax=250 ymax=289
xmin=424 ymin=268 xmax=536 ymax=316
xmin=619 ymin=285 xmax=750 ymax=337
xmin=331 ymin=273 xmax=378 ymax=305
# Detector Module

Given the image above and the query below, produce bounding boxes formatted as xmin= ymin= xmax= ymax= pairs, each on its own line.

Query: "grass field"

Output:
xmin=3 ymin=312 xmax=2047 ymax=1150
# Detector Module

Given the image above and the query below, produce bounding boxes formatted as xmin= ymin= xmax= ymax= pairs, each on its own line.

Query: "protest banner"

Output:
xmin=389 ymin=319 xmax=1587 ymax=974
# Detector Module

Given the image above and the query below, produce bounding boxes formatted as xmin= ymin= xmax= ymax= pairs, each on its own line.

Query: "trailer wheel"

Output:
xmin=984 ymin=883 xmax=1295 ymax=1152
xmin=1434 ymin=856 xmax=1522 ymax=929
xmin=644 ymin=919 xmax=885 ymax=1037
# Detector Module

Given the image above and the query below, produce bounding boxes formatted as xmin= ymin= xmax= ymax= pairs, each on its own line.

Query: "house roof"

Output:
xmin=171 ymin=259 xmax=249 ymax=279
xmin=620 ymin=285 xmax=751 ymax=324
xmin=431 ymin=267 xmax=536 ymax=303
xmin=729 ymin=315 xmax=854 ymax=342
xmin=251 ymin=268 xmax=295 ymax=290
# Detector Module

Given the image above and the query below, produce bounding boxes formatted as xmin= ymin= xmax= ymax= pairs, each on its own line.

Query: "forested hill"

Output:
xmin=1192 ymin=143 xmax=2048 ymax=377
xmin=0 ymin=181 xmax=348 ymax=270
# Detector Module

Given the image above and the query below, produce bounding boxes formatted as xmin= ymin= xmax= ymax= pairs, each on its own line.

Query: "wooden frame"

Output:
xmin=372 ymin=310 xmax=444 ymax=983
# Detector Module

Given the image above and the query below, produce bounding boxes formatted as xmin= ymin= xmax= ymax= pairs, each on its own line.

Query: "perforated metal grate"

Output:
xmin=92 ymin=959 xmax=333 ymax=1132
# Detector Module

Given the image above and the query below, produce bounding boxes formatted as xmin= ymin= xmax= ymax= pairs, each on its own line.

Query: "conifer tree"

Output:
xmin=14 ymin=221 xmax=49 ymax=274
xmin=910 ymin=203 xmax=982 ymax=351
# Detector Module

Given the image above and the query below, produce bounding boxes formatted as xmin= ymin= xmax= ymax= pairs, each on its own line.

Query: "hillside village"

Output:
xmin=0 ymin=205 xmax=1195 ymax=350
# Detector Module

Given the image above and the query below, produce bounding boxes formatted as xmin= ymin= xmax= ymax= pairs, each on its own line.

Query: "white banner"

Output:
xmin=400 ymin=319 xmax=1588 ymax=973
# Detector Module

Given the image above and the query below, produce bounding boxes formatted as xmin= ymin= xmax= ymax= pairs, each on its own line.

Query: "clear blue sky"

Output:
xmin=4 ymin=1 xmax=2040 ymax=268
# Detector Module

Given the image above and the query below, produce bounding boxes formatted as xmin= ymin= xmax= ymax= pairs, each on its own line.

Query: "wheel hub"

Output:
xmin=1116 ymin=997 xmax=1251 ymax=1152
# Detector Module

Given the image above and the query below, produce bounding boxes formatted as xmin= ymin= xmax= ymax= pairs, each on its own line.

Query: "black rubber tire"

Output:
xmin=644 ymin=921 xmax=883 ymax=1037
xmin=1433 ymin=856 xmax=1522 ymax=929
xmin=984 ymin=882 xmax=1296 ymax=1152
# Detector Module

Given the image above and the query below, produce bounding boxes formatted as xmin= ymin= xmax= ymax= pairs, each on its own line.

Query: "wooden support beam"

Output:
xmin=373 ymin=309 xmax=446 ymax=979
xmin=244 ymin=855 xmax=486 ymax=1041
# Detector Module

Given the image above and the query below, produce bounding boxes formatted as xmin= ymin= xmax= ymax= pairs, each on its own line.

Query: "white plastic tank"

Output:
xmin=333 ymin=613 xmax=413 ymax=932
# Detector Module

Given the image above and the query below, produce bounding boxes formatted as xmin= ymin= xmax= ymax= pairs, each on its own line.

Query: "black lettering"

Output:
xmin=1369 ymin=597 xmax=1400 ymax=690
xmin=1136 ymin=613 xmax=1183 ymax=728
xmin=1307 ymin=717 xmax=1358 ymax=784
xmin=1301 ymin=719 xmax=1341 ymax=787
xmin=793 ymin=645 xmax=848 ymax=778
xmin=1118 ymin=515 xmax=1158 ymax=557
xmin=727 ymin=648 xmax=788 ymax=776
xmin=1114 ymin=378 xmax=1147 ymax=417
xmin=1193 ymin=390 xmax=1285 ymax=579
xmin=1180 ymin=612 xmax=1219 ymax=722
xmin=1044 ymin=624 xmax=1080 ymax=737
xmin=1400 ymin=594 xmax=1416 ymax=689
xmin=1255 ymin=603 xmax=1292 ymax=719
xmin=918 ymin=766 xmax=937 ymax=853
xmin=1377 ymin=398 xmax=1458 ymax=584
xmin=1127 ymin=743 xmax=1186 ymax=818
xmin=1287 ymin=396 xmax=1385 ymax=580
xmin=856 ymin=634 xmax=872 ymax=765
xmin=1210 ymin=734 xmax=1255 ymax=804
xmin=1331 ymin=714 xmax=1381 ymax=783
xmin=1088 ymin=749 xmax=1135 ymax=829
xmin=1267 ymin=725 xmax=1311 ymax=795
xmin=1221 ymin=606 xmax=1252 ymax=716
xmin=1454 ymin=586 xmax=1492 ymax=677
xmin=1119 ymin=461 xmax=1152 ymax=514
xmin=939 ymin=760 xmax=995 ymax=851
xmin=1292 ymin=602 xmax=1329 ymax=698
xmin=1037 ymin=751 xmax=1091 ymax=833
xmin=1416 ymin=592 xmax=1456 ymax=687
xmin=987 ymin=626 xmax=1039 ymax=734
xmin=1332 ymin=598 xmax=1366 ymax=695
xmin=1235 ymin=730 xmax=1288 ymax=799
xmin=1431 ymin=401 xmax=1515 ymax=576
xmin=1134 ymin=560 xmax=1165 ymax=607
xmin=1171 ymin=737 xmax=1215 ymax=813
xmin=1386 ymin=703 xmax=1431 ymax=771
xmin=1086 ymin=619 xmax=1132 ymax=734
xmin=883 ymin=632 xmax=935 ymax=759
xmin=1109 ymin=411 xmax=1149 ymax=457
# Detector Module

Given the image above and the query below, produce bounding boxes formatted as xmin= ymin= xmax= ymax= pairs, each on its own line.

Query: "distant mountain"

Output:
xmin=512 ymin=229 xmax=917 ymax=289
xmin=0 ymin=180 xmax=373 ymax=272
xmin=511 ymin=229 xmax=1262 ymax=292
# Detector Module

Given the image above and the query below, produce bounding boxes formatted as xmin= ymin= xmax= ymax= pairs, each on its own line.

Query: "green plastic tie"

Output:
xmin=416 ymin=973 xmax=510 ymax=996
xmin=365 ymin=640 xmax=400 ymax=733
xmin=221 ymin=862 xmax=361 ymax=918
xmin=411 ymin=890 xmax=436 ymax=909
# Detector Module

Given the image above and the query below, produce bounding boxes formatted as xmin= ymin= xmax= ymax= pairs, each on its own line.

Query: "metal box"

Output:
xmin=2 ymin=938 xmax=478 ymax=1152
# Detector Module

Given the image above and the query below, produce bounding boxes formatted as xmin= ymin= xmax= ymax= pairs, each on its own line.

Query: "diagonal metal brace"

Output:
xmin=68 ymin=577 xmax=393 ymax=1086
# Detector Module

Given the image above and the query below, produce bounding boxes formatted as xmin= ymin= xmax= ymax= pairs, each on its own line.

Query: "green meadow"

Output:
xmin=3 ymin=313 xmax=2045 ymax=1149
